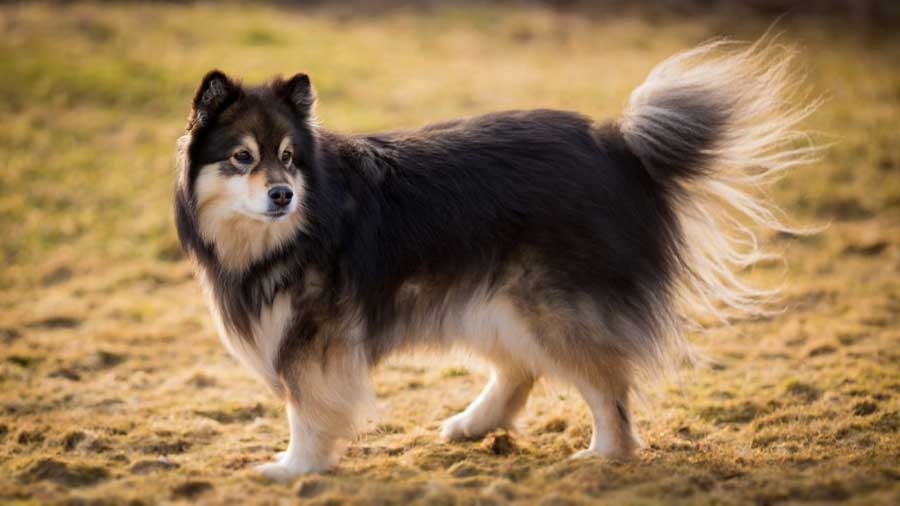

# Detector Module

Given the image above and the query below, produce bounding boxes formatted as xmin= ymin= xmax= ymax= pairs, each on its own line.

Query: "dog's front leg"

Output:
xmin=256 ymin=341 xmax=371 ymax=482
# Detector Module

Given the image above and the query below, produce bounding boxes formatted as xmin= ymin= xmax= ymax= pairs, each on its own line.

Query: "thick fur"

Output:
xmin=174 ymin=39 xmax=816 ymax=481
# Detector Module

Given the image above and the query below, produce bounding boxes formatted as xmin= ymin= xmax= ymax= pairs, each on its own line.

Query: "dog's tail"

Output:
xmin=620 ymin=37 xmax=820 ymax=326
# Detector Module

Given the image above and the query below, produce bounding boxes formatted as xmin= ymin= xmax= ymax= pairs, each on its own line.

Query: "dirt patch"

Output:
xmin=675 ymin=425 xmax=707 ymax=441
xmin=699 ymin=402 xmax=768 ymax=424
xmin=140 ymin=439 xmax=191 ymax=455
xmin=297 ymin=478 xmax=327 ymax=498
xmin=483 ymin=432 xmax=518 ymax=455
xmin=171 ymin=480 xmax=213 ymax=499
xmin=18 ymin=458 xmax=109 ymax=487
xmin=784 ymin=381 xmax=822 ymax=403
xmin=50 ymin=368 xmax=82 ymax=381
xmin=853 ymin=401 xmax=879 ymax=416
xmin=871 ymin=412 xmax=899 ymax=433
xmin=186 ymin=373 xmax=217 ymax=388
xmin=0 ymin=327 xmax=21 ymax=344
xmin=815 ymin=198 xmax=874 ymax=221
xmin=808 ymin=344 xmax=838 ymax=357
xmin=80 ymin=350 xmax=127 ymax=371
xmin=41 ymin=266 xmax=73 ymax=286
xmin=130 ymin=458 xmax=180 ymax=475
xmin=842 ymin=240 xmax=889 ymax=256
xmin=17 ymin=429 xmax=45 ymax=445
xmin=7 ymin=355 xmax=39 ymax=368
xmin=62 ymin=431 xmax=87 ymax=451
xmin=837 ymin=332 xmax=866 ymax=346
xmin=194 ymin=402 xmax=267 ymax=423
xmin=25 ymin=316 xmax=82 ymax=329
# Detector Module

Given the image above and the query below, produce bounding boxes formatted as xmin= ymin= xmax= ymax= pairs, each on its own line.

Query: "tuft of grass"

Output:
xmin=441 ymin=366 xmax=470 ymax=378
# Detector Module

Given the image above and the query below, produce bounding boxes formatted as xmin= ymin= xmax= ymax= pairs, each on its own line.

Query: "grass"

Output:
xmin=1 ymin=2 xmax=899 ymax=505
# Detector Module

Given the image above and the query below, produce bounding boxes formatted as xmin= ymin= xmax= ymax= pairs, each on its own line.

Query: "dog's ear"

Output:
xmin=273 ymin=73 xmax=316 ymax=123
xmin=188 ymin=70 xmax=239 ymax=131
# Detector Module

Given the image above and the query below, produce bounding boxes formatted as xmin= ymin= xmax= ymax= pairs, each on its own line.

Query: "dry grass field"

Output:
xmin=1 ymin=2 xmax=899 ymax=505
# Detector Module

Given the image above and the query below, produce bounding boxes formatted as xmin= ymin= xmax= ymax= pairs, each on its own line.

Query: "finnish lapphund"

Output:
xmin=174 ymin=38 xmax=817 ymax=481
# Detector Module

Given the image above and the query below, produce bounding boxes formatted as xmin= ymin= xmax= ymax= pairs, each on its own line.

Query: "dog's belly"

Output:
xmin=390 ymin=286 xmax=566 ymax=379
xmin=445 ymin=296 xmax=532 ymax=362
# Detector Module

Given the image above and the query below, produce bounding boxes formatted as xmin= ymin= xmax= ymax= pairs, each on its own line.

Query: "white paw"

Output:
xmin=274 ymin=450 xmax=287 ymax=462
xmin=570 ymin=445 xmax=635 ymax=461
xmin=570 ymin=448 xmax=602 ymax=460
xmin=441 ymin=412 xmax=490 ymax=441
xmin=255 ymin=461 xmax=322 ymax=483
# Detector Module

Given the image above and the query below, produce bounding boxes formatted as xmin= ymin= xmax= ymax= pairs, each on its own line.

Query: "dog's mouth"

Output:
xmin=236 ymin=207 xmax=294 ymax=223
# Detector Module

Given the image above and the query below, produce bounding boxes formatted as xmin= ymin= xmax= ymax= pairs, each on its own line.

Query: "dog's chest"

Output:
xmin=202 ymin=271 xmax=294 ymax=388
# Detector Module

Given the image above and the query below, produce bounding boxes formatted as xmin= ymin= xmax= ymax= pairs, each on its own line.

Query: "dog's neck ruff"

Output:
xmin=206 ymin=215 xmax=303 ymax=273
xmin=193 ymin=237 xmax=304 ymax=342
xmin=198 ymin=263 xmax=296 ymax=389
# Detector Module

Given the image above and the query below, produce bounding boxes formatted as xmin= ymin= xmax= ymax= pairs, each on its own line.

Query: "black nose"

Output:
xmin=268 ymin=186 xmax=293 ymax=207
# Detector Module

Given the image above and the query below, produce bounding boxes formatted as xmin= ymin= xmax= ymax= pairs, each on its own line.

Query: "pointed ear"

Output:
xmin=273 ymin=73 xmax=316 ymax=122
xmin=187 ymin=70 xmax=239 ymax=131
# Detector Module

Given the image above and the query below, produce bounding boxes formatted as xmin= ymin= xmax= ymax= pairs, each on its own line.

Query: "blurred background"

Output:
xmin=1 ymin=2 xmax=898 ymax=505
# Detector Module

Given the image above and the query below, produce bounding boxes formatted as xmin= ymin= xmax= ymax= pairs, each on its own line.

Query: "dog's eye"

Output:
xmin=281 ymin=150 xmax=293 ymax=165
xmin=233 ymin=150 xmax=253 ymax=164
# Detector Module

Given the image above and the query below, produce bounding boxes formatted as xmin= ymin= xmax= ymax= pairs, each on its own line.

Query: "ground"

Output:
xmin=1 ymin=2 xmax=899 ymax=505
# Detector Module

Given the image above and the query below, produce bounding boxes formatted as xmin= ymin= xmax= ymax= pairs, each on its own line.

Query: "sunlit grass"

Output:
xmin=0 ymin=2 xmax=898 ymax=505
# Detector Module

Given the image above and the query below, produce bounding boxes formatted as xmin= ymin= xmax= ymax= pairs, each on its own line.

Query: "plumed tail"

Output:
xmin=620 ymin=36 xmax=821 ymax=326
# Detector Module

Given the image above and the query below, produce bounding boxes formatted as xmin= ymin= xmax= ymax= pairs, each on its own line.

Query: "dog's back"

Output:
xmin=331 ymin=109 xmax=673 ymax=344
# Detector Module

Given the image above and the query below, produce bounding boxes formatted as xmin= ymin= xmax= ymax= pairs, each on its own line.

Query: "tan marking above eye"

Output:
xmin=231 ymin=135 xmax=260 ymax=166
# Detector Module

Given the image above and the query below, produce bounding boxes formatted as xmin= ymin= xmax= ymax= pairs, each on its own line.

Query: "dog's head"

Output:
xmin=175 ymin=70 xmax=317 ymax=271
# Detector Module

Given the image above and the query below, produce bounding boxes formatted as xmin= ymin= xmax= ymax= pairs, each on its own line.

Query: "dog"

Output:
xmin=174 ymin=38 xmax=816 ymax=481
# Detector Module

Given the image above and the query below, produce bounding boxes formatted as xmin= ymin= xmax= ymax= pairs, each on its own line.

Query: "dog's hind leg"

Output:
xmin=441 ymin=360 xmax=534 ymax=441
xmin=257 ymin=400 xmax=342 ymax=481
xmin=570 ymin=371 xmax=640 ymax=460
xmin=514 ymin=287 xmax=642 ymax=459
